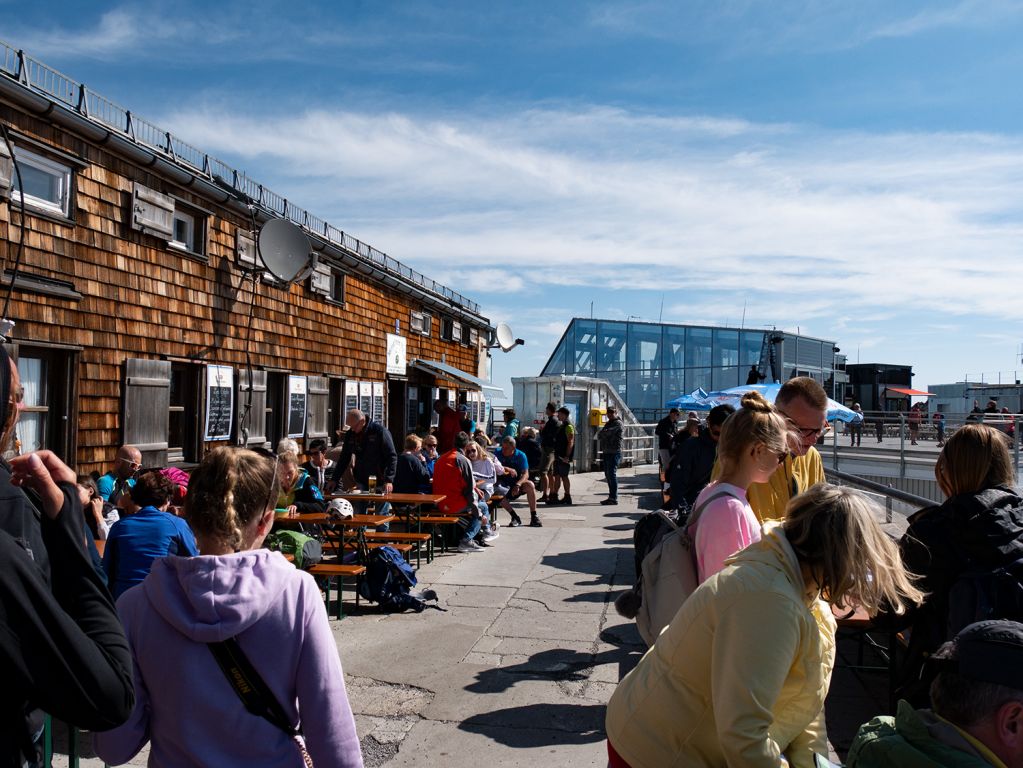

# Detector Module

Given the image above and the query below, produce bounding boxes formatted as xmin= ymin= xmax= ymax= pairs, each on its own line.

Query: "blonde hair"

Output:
xmin=716 ymin=391 xmax=790 ymax=472
xmin=783 ymin=484 xmax=924 ymax=615
xmin=278 ymin=451 xmax=299 ymax=467
xmin=935 ymin=424 xmax=1014 ymax=498
xmin=404 ymin=434 xmax=422 ymax=451
xmin=185 ymin=447 xmax=279 ymax=551
xmin=777 ymin=376 xmax=828 ymax=411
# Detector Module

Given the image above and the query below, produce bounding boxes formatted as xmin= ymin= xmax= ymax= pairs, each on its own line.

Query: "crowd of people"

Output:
xmin=5 ymin=354 xmax=1023 ymax=767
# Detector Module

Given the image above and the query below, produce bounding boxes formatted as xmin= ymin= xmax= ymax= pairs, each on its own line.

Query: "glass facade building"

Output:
xmin=541 ymin=319 xmax=838 ymax=420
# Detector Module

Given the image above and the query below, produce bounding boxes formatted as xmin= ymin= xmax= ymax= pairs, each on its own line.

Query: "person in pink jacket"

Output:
xmin=95 ymin=447 xmax=363 ymax=767
xmin=691 ymin=390 xmax=792 ymax=582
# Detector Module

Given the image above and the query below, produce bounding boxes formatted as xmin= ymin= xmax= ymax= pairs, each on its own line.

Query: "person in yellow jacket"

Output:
xmin=605 ymin=484 xmax=923 ymax=768
xmin=714 ymin=377 xmax=829 ymax=523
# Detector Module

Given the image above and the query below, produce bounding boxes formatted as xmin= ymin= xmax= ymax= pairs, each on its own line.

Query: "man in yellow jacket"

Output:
xmin=746 ymin=377 xmax=828 ymax=522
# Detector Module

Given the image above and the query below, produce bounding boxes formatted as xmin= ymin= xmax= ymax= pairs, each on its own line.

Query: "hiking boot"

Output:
xmin=529 ymin=514 xmax=543 ymax=527
xmin=508 ymin=511 xmax=523 ymax=527
xmin=474 ymin=536 xmax=492 ymax=547
xmin=600 ymin=498 xmax=618 ymax=506
xmin=544 ymin=495 xmax=561 ymax=505
xmin=539 ymin=494 xmax=550 ymax=504
xmin=561 ymin=495 xmax=573 ymax=506
xmin=458 ymin=539 xmax=485 ymax=553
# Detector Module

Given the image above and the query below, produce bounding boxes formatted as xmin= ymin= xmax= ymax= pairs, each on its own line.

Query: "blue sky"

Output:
xmin=7 ymin=1 xmax=1023 ymax=400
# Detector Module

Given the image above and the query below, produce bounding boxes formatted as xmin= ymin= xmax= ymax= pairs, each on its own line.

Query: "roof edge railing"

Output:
xmin=0 ymin=39 xmax=481 ymax=316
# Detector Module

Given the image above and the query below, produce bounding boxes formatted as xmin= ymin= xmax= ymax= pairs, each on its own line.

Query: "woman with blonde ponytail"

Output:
xmin=96 ymin=447 xmax=363 ymax=767
xmin=690 ymin=390 xmax=791 ymax=582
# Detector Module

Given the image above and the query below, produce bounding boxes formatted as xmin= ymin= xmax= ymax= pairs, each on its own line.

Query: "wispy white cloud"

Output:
xmin=868 ymin=0 xmax=1023 ymax=39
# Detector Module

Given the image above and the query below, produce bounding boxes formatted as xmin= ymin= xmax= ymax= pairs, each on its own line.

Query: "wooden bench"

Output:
xmin=307 ymin=562 xmax=367 ymax=620
xmin=417 ymin=514 xmax=465 ymax=553
xmin=362 ymin=530 xmax=434 ymax=568
xmin=319 ymin=533 xmax=414 ymax=560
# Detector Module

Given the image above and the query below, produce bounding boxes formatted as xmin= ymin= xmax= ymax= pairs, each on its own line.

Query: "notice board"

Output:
xmin=204 ymin=365 xmax=234 ymax=441
xmin=287 ymin=375 xmax=307 ymax=438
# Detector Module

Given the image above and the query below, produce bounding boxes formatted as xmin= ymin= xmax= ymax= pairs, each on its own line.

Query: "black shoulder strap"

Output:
xmin=209 ymin=638 xmax=297 ymax=735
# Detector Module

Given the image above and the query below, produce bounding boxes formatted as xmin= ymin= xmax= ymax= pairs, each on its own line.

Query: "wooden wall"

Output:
xmin=0 ymin=104 xmax=487 ymax=474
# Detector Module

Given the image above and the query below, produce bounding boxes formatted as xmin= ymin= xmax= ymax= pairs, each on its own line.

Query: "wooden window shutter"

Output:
xmin=131 ymin=182 xmax=175 ymax=239
xmin=123 ymin=358 xmax=171 ymax=467
xmin=0 ymin=140 xmax=12 ymax=198
xmin=305 ymin=376 xmax=329 ymax=439
xmin=237 ymin=368 xmax=268 ymax=448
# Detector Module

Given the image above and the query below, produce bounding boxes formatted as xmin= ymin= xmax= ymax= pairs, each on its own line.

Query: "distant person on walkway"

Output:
xmin=932 ymin=411 xmax=946 ymax=446
xmin=725 ymin=376 xmax=828 ymax=522
xmin=746 ymin=364 xmax=765 ymax=386
xmin=882 ymin=423 xmax=1023 ymax=707
xmin=538 ymin=402 xmax=559 ymax=503
xmin=94 ymin=447 xmax=363 ymax=768
xmin=433 ymin=432 xmax=491 ymax=552
xmin=690 ymin=392 xmax=789 ymax=583
xmin=97 ymin=444 xmax=141 ymax=506
xmin=605 ymin=485 xmax=923 ymax=768
xmin=667 ymin=403 xmax=736 ymax=514
xmin=547 ymin=406 xmax=576 ymax=506
xmin=597 ymin=406 xmax=624 ymax=506
xmin=849 ymin=620 xmax=1023 ymax=768
xmin=102 ymin=471 xmax=198 ymax=600
xmin=434 ymin=398 xmax=462 ymax=453
xmin=655 ymin=408 xmax=680 ymax=475
xmin=301 ymin=438 xmax=334 ymax=490
xmin=501 ymin=408 xmax=520 ymax=440
xmin=908 ymin=403 xmax=922 ymax=445
xmin=849 ymin=403 xmax=863 ymax=447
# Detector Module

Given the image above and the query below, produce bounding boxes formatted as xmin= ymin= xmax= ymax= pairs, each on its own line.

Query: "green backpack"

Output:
xmin=265 ymin=530 xmax=323 ymax=570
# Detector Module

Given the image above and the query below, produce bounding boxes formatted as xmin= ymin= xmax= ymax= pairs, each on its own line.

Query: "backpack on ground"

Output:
xmin=947 ymin=555 xmax=1023 ymax=637
xmin=358 ymin=545 xmax=441 ymax=613
xmin=633 ymin=491 xmax=737 ymax=646
xmin=265 ymin=530 xmax=322 ymax=570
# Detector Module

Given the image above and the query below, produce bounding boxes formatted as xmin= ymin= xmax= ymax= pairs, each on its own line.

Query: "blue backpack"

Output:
xmin=358 ymin=546 xmax=440 ymax=613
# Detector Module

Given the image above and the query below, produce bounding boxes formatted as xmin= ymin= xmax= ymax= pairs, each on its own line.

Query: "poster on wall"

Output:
xmin=204 ymin=365 xmax=234 ymax=441
xmin=344 ymin=380 xmax=359 ymax=414
xmin=287 ymin=376 xmax=307 ymax=438
xmin=372 ymin=382 xmax=385 ymax=423
xmin=359 ymin=381 xmax=372 ymax=415
xmin=385 ymin=333 xmax=407 ymax=376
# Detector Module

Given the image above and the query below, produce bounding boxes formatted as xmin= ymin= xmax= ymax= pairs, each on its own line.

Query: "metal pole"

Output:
xmin=899 ymin=412 xmax=906 ymax=479
xmin=831 ymin=418 xmax=838 ymax=470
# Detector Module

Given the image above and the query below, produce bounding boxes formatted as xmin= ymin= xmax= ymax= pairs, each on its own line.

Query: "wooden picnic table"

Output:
xmin=274 ymin=512 xmax=395 ymax=527
xmin=329 ymin=492 xmax=446 ymax=506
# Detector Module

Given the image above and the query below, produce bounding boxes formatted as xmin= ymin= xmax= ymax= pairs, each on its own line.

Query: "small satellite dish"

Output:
xmin=256 ymin=219 xmax=312 ymax=283
xmin=494 ymin=322 xmax=524 ymax=353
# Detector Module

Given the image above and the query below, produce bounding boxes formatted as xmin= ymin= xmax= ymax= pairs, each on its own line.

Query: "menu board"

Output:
xmin=344 ymin=380 xmax=358 ymax=416
xmin=204 ymin=365 xmax=234 ymax=441
xmin=359 ymin=381 xmax=372 ymax=415
xmin=287 ymin=375 xmax=307 ymax=438
xmin=372 ymin=382 xmax=385 ymax=423
xmin=406 ymin=387 xmax=419 ymax=435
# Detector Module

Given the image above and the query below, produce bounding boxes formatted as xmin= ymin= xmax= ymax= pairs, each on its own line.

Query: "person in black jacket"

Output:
xmin=329 ymin=409 xmax=398 ymax=529
xmin=885 ymin=424 xmax=1023 ymax=707
xmin=516 ymin=427 xmax=543 ymax=480
xmin=538 ymin=403 xmax=559 ymax=503
xmin=667 ymin=404 xmax=735 ymax=512
xmin=654 ymin=408 xmax=680 ymax=476
xmin=393 ymin=434 xmax=432 ymax=494
xmin=0 ymin=345 xmax=134 ymax=765
xmin=597 ymin=406 xmax=624 ymax=505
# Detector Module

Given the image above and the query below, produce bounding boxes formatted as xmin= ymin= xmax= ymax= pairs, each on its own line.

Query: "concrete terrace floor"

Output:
xmin=62 ymin=462 xmax=901 ymax=767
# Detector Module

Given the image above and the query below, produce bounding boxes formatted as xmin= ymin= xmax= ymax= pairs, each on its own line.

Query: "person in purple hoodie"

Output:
xmin=94 ymin=447 xmax=363 ymax=768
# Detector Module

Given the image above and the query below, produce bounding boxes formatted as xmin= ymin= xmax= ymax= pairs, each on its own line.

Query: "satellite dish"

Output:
xmin=494 ymin=322 xmax=524 ymax=353
xmin=256 ymin=219 xmax=312 ymax=283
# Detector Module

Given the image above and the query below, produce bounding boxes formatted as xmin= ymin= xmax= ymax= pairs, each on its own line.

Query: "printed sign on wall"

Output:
xmin=204 ymin=365 xmax=234 ymax=441
xmin=287 ymin=376 xmax=307 ymax=438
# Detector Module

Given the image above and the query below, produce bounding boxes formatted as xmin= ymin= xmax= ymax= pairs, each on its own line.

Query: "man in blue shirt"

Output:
xmin=103 ymin=471 xmax=198 ymax=599
xmin=96 ymin=444 xmax=141 ymax=505
xmin=495 ymin=436 xmax=540 ymax=527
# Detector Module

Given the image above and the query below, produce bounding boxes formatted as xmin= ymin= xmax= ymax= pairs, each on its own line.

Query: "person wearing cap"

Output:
xmin=655 ymin=408 xmax=681 ymax=477
xmin=849 ymin=619 xmax=1023 ymax=768
xmin=501 ymin=408 xmax=520 ymax=440
xmin=458 ymin=403 xmax=476 ymax=435
xmin=597 ymin=406 xmax=624 ymax=505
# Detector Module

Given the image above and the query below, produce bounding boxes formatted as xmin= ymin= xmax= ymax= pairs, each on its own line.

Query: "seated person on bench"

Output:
xmin=495 ymin=436 xmax=541 ymax=528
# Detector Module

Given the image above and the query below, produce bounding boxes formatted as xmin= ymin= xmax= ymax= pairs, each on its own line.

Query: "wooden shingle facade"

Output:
xmin=0 ymin=49 xmax=492 ymax=474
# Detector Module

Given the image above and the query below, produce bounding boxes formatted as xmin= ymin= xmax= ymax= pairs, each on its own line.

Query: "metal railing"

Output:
xmin=824 ymin=466 xmax=933 ymax=524
xmin=0 ymin=40 xmax=481 ymax=315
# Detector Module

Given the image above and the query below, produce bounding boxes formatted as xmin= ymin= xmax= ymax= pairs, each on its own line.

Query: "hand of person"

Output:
xmin=9 ymin=450 xmax=76 ymax=519
xmin=385 ymin=482 xmax=393 ymax=495
xmin=88 ymin=496 xmax=105 ymax=523
xmin=286 ymin=505 xmax=298 ymax=517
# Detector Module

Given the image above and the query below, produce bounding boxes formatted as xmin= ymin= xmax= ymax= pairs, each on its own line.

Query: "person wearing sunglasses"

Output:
xmin=690 ymin=391 xmax=792 ymax=582
xmin=96 ymin=445 xmax=142 ymax=506
xmin=745 ymin=377 xmax=829 ymax=523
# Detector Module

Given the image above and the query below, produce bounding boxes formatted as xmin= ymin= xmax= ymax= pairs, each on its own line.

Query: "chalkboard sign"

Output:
xmin=287 ymin=376 xmax=307 ymax=438
xmin=372 ymin=382 xmax=385 ymax=423
xmin=204 ymin=365 xmax=234 ymax=441
xmin=344 ymin=380 xmax=358 ymax=415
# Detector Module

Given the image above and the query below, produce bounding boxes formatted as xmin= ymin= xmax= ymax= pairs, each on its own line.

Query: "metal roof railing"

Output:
xmin=0 ymin=40 xmax=481 ymax=315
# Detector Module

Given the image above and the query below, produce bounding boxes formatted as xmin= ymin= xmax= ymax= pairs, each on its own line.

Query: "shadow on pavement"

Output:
xmin=465 ymin=644 xmax=643 ymax=695
xmin=541 ymin=548 xmax=625 ymax=576
xmin=459 ymin=703 xmax=607 ymax=747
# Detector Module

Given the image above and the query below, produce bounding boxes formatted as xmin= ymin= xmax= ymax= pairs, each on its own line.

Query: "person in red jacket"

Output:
xmin=434 ymin=398 xmax=462 ymax=453
xmin=433 ymin=432 xmax=490 ymax=553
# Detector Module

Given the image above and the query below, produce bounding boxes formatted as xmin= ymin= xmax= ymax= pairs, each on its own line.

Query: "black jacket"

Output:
xmin=331 ymin=419 xmax=398 ymax=487
xmin=1 ymin=481 xmax=134 ymax=765
xmin=655 ymin=416 xmax=677 ymax=449
xmin=539 ymin=416 xmax=559 ymax=449
xmin=598 ymin=417 xmax=624 ymax=454
xmin=886 ymin=485 xmax=1023 ymax=705
xmin=516 ymin=436 xmax=543 ymax=471
xmin=667 ymin=429 xmax=717 ymax=508
xmin=393 ymin=453 xmax=431 ymax=495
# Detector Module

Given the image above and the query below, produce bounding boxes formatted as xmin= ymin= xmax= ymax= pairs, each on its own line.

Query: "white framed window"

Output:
xmin=451 ymin=320 xmax=463 ymax=343
xmin=12 ymin=148 xmax=72 ymax=217
xmin=171 ymin=209 xmax=196 ymax=252
xmin=410 ymin=310 xmax=431 ymax=336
